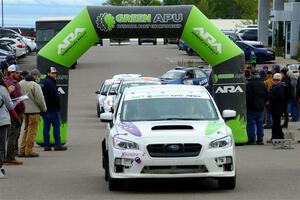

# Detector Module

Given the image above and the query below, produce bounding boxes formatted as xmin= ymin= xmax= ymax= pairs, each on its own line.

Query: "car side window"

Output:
xmin=195 ymin=69 xmax=207 ymax=79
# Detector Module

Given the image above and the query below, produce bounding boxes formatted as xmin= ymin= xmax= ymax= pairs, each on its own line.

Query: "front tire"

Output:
xmin=218 ymin=176 xmax=236 ymax=190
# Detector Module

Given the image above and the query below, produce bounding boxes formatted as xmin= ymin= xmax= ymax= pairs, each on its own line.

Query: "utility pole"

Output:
xmin=1 ymin=0 xmax=3 ymax=27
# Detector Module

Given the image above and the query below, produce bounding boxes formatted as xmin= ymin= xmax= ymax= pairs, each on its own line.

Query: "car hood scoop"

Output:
xmin=151 ymin=125 xmax=194 ymax=130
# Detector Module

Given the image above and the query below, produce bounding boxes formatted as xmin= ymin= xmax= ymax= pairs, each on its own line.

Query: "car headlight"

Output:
xmin=113 ymin=136 xmax=139 ymax=150
xmin=107 ymin=99 xmax=113 ymax=107
xmin=209 ymin=135 xmax=232 ymax=149
xmin=267 ymin=50 xmax=273 ymax=54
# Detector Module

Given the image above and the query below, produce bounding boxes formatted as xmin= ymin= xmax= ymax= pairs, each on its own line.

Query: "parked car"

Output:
xmin=178 ymin=40 xmax=189 ymax=51
xmin=95 ymin=79 xmax=114 ymax=117
xmin=0 ymin=37 xmax=27 ymax=58
xmin=0 ymin=42 xmax=15 ymax=57
xmin=22 ymin=37 xmax=36 ymax=52
xmin=223 ymin=31 xmax=263 ymax=46
xmin=138 ymin=38 xmax=157 ymax=45
xmin=0 ymin=50 xmax=17 ymax=65
xmin=100 ymin=84 xmax=237 ymax=191
xmin=4 ymin=27 xmax=36 ymax=38
xmin=163 ymin=38 xmax=179 ymax=45
xmin=239 ymin=28 xmax=272 ymax=45
xmin=235 ymin=41 xmax=275 ymax=63
xmin=160 ymin=67 xmax=209 ymax=87
xmin=0 ymin=28 xmax=20 ymax=38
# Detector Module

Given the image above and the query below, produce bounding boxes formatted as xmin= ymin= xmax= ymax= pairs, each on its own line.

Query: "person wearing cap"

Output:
xmin=3 ymin=64 xmax=25 ymax=165
xmin=280 ymin=68 xmax=292 ymax=128
xmin=40 ymin=67 xmax=67 ymax=151
xmin=245 ymin=70 xmax=267 ymax=145
xmin=268 ymin=73 xmax=286 ymax=140
xmin=0 ymin=71 xmax=19 ymax=178
xmin=19 ymin=69 xmax=47 ymax=157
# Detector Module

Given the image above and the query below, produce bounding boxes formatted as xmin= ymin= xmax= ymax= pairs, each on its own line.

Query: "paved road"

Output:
xmin=1 ymin=45 xmax=300 ymax=200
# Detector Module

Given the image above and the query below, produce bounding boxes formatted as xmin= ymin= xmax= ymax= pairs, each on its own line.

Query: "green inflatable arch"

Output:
xmin=36 ymin=5 xmax=247 ymax=145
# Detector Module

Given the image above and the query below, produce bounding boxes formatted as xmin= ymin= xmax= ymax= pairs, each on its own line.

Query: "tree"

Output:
xmin=163 ymin=0 xmax=184 ymax=5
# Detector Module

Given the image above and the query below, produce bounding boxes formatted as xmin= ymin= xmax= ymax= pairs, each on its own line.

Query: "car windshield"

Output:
xmin=108 ymin=83 xmax=119 ymax=94
xmin=101 ymin=82 xmax=112 ymax=94
xmin=287 ymin=64 xmax=299 ymax=71
xmin=160 ymin=70 xmax=185 ymax=79
xmin=120 ymin=82 xmax=160 ymax=94
xmin=120 ymin=98 xmax=218 ymax=121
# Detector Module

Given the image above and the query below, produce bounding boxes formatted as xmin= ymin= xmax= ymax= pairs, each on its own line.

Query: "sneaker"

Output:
xmin=54 ymin=146 xmax=68 ymax=151
xmin=4 ymin=159 xmax=23 ymax=165
xmin=266 ymin=139 xmax=272 ymax=144
xmin=0 ymin=168 xmax=5 ymax=178
xmin=25 ymin=152 xmax=40 ymax=158
xmin=44 ymin=147 xmax=52 ymax=151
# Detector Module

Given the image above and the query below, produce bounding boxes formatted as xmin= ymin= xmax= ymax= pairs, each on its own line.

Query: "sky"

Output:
xmin=2 ymin=0 xmax=106 ymax=27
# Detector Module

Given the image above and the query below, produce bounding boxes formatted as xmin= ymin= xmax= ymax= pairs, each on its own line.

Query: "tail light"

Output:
xmin=16 ymin=44 xmax=24 ymax=48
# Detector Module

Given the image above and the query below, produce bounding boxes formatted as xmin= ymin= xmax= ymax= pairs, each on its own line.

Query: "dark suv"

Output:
xmin=240 ymin=29 xmax=272 ymax=45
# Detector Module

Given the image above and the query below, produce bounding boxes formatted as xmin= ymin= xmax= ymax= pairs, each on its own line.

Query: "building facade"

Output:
xmin=271 ymin=0 xmax=300 ymax=58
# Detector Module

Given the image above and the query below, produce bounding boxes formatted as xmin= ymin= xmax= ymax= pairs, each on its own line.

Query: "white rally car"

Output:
xmin=101 ymin=85 xmax=236 ymax=191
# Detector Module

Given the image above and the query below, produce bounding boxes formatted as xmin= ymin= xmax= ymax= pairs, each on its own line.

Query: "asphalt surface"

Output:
xmin=0 ymin=45 xmax=300 ymax=200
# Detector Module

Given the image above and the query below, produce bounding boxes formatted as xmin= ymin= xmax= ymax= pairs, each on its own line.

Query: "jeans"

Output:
xmin=42 ymin=112 xmax=61 ymax=147
xmin=0 ymin=125 xmax=9 ymax=167
xmin=265 ymin=107 xmax=272 ymax=127
xmin=247 ymin=111 xmax=264 ymax=142
xmin=288 ymin=98 xmax=299 ymax=121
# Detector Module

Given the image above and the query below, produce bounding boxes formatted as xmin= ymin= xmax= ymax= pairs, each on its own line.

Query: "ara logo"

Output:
xmin=57 ymin=28 xmax=86 ymax=55
xmin=192 ymin=27 xmax=222 ymax=54
xmin=215 ymin=85 xmax=244 ymax=94
xmin=96 ymin=13 xmax=115 ymax=32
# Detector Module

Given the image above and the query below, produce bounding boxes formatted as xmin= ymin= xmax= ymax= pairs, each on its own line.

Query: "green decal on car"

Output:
xmin=226 ymin=115 xmax=248 ymax=144
xmin=38 ymin=7 xmax=99 ymax=68
xmin=181 ymin=6 xmax=243 ymax=66
xmin=205 ymin=121 xmax=225 ymax=136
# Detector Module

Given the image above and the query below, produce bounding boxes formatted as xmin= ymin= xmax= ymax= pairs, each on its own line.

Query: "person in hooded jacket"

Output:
xmin=280 ymin=68 xmax=291 ymax=128
xmin=0 ymin=72 xmax=19 ymax=178
xmin=19 ymin=69 xmax=47 ymax=157
xmin=269 ymin=73 xmax=286 ymax=140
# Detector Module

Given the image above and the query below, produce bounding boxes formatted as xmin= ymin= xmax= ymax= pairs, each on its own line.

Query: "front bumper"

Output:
xmin=108 ymin=145 xmax=235 ymax=179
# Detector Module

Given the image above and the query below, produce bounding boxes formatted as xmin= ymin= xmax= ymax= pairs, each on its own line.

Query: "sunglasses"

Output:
xmin=273 ymin=79 xmax=280 ymax=81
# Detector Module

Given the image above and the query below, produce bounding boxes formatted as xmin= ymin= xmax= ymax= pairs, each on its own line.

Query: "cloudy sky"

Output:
xmin=2 ymin=0 xmax=106 ymax=27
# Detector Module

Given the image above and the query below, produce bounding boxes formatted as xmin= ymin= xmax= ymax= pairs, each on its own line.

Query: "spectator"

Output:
xmin=269 ymin=73 xmax=285 ymax=140
xmin=246 ymin=70 xmax=267 ymax=145
xmin=259 ymin=69 xmax=266 ymax=80
xmin=272 ymin=64 xmax=281 ymax=74
xmin=40 ymin=67 xmax=67 ymax=151
xmin=250 ymin=51 xmax=257 ymax=69
xmin=280 ymin=68 xmax=291 ymax=128
xmin=0 ymin=72 xmax=19 ymax=178
xmin=4 ymin=65 xmax=24 ymax=165
xmin=287 ymin=71 xmax=298 ymax=121
xmin=19 ymin=70 xmax=29 ymax=81
xmin=264 ymin=71 xmax=274 ymax=129
xmin=19 ymin=69 xmax=47 ymax=157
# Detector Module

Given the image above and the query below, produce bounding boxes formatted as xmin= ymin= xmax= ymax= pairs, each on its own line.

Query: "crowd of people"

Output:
xmin=0 ymin=64 xmax=67 ymax=178
xmin=245 ymin=64 xmax=300 ymax=145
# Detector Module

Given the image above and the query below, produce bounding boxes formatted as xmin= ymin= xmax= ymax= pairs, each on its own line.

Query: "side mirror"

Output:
xmin=101 ymin=92 xmax=107 ymax=96
xmin=100 ymin=112 xmax=113 ymax=121
xmin=95 ymin=91 xmax=100 ymax=94
xmin=222 ymin=110 xmax=236 ymax=121
xmin=109 ymin=91 xmax=117 ymax=95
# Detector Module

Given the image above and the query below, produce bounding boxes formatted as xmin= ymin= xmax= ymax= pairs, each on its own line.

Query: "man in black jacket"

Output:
xmin=40 ymin=67 xmax=67 ymax=151
xmin=246 ymin=70 xmax=267 ymax=145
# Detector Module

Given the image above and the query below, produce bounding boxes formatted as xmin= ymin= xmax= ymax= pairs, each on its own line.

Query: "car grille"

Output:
xmin=141 ymin=165 xmax=208 ymax=174
xmin=147 ymin=143 xmax=201 ymax=157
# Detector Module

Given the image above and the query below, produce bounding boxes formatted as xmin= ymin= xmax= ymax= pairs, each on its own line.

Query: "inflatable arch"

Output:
xmin=36 ymin=5 xmax=247 ymax=144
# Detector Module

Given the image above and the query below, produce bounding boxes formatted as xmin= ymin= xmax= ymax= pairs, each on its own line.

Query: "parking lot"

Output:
xmin=0 ymin=44 xmax=300 ymax=200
